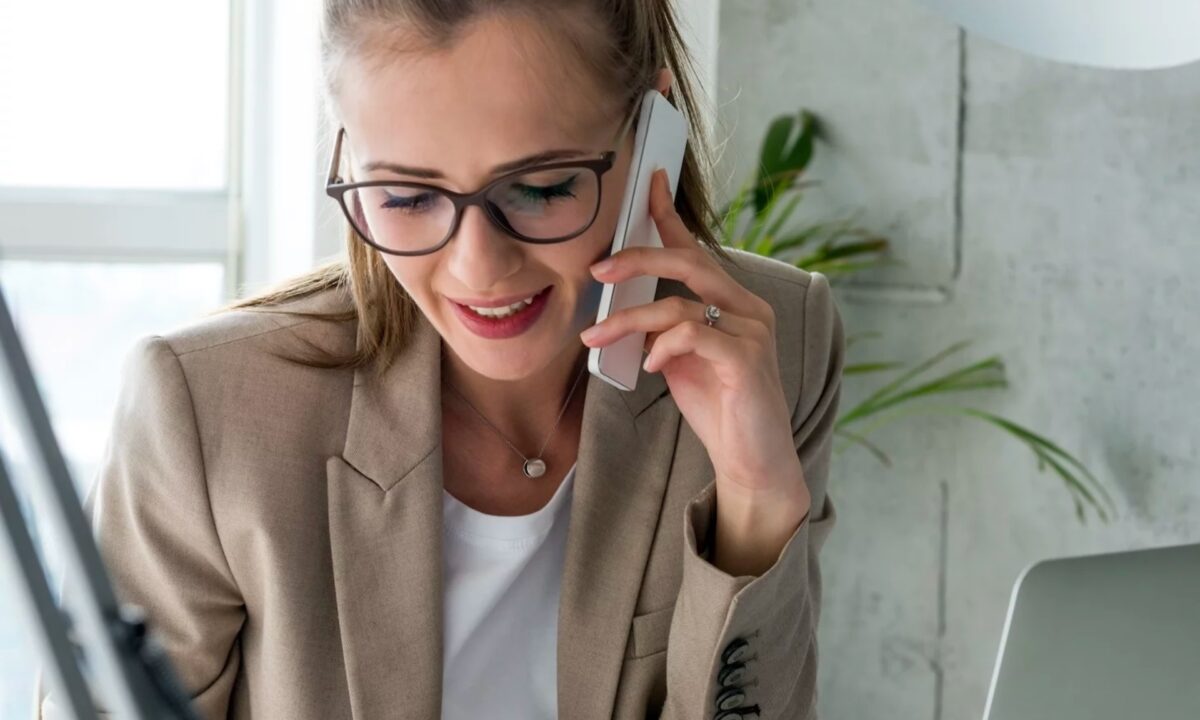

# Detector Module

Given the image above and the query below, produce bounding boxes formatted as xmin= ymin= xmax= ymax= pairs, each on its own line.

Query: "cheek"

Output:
xmin=379 ymin=256 xmax=438 ymax=304
xmin=579 ymin=179 xmax=625 ymax=262
xmin=560 ymin=192 xmax=622 ymax=332
xmin=583 ymin=150 xmax=634 ymax=258
xmin=570 ymin=269 xmax=605 ymax=332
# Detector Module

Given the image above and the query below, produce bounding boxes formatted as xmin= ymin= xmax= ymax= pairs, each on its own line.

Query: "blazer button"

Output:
xmin=722 ymin=637 xmax=750 ymax=664
xmin=718 ymin=662 xmax=747 ymax=687
xmin=715 ymin=686 xmax=747 ymax=710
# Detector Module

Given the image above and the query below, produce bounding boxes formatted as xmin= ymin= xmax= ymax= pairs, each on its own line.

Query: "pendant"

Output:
xmin=523 ymin=458 xmax=547 ymax=478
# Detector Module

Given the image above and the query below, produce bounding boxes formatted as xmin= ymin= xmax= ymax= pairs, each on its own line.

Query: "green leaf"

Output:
xmin=842 ymin=370 xmax=1007 ymax=426
xmin=719 ymin=173 xmax=817 ymax=228
xmin=743 ymin=187 xmax=789 ymax=254
xmin=964 ymin=414 xmax=1108 ymax=523
xmin=758 ymin=194 xmax=805 ymax=252
xmin=1032 ymin=445 xmax=1105 ymax=523
xmin=755 ymin=116 xmax=796 ymax=212
xmin=837 ymin=365 xmax=1004 ymax=427
xmin=770 ymin=221 xmax=838 ymax=256
xmin=834 ymin=402 xmax=1113 ymax=523
xmin=756 ymin=118 xmax=793 ymax=205
xmin=785 ymin=111 xmax=820 ymax=174
xmin=838 ymin=341 xmax=975 ymax=425
xmin=810 ymin=238 xmax=890 ymax=262
xmin=719 ymin=178 xmax=753 ymax=247
xmin=846 ymin=331 xmax=883 ymax=348
xmin=955 ymin=408 xmax=1116 ymax=515
xmin=835 ymin=404 xmax=934 ymax=446
xmin=800 ymin=258 xmax=894 ymax=277
xmin=754 ymin=111 xmax=820 ymax=212
xmin=771 ymin=218 xmax=889 ymax=269
xmin=835 ymin=428 xmax=893 ymax=466
xmin=844 ymin=361 xmax=907 ymax=375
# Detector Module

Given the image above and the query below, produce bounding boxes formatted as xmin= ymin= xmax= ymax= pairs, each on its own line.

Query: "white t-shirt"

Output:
xmin=440 ymin=461 xmax=576 ymax=720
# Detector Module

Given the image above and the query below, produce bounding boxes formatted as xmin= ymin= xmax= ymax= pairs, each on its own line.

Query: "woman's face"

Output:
xmin=335 ymin=13 xmax=642 ymax=383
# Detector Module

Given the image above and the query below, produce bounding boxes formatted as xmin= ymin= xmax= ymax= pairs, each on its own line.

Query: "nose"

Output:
xmin=444 ymin=204 xmax=522 ymax=290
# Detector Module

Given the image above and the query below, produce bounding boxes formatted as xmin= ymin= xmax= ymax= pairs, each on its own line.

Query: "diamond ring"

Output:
xmin=704 ymin=304 xmax=721 ymax=327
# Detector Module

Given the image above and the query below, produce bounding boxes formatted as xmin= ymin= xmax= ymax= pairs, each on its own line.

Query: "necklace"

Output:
xmin=443 ymin=353 xmax=589 ymax=479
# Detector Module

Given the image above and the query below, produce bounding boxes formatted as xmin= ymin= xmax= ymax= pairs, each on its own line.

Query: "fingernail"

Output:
xmin=591 ymin=258 xmax=614 ymax=274
xmin=580 ymin=324 xmax=603 ymax=343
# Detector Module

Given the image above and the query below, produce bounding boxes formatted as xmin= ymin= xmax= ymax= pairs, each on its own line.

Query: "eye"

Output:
xmin=512 ymin=174 xmax=579 ymax=203
xmin=382 ymin=189 xmax=437 ymax=212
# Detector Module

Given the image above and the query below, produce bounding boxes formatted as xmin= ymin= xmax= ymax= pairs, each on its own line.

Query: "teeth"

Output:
xmin=466 ymin=293 xmax=538 ymax=318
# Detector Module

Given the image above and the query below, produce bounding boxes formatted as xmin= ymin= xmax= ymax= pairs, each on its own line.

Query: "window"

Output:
xmin=0 ymin=2 xmax=234 ymax=716
xmin=0 ymin=4 xmax=230 ymax=191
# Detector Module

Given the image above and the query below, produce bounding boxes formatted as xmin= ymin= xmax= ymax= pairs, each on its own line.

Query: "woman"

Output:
xmin=37 ymin=1 xmax=843 ymax=718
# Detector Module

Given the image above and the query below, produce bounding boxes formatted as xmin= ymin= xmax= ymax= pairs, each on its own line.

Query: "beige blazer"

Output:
xmin=36 ymin=248 xmax=843 ymax=719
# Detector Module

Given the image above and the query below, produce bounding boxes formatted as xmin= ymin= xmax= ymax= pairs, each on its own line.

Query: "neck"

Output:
xmin=440 ymin=343 xmax=590 ymax=453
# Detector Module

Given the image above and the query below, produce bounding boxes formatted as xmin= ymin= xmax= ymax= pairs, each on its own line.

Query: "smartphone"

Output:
xmin=587 ymin=89 xmax=689 ymax=392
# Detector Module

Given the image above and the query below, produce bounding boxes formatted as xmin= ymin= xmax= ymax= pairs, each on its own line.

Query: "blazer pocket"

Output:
xmin=626 ymin=604 xmax=675 ymax=659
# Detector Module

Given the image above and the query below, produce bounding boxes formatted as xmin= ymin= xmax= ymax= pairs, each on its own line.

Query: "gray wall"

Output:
xmin=716 ymin=1 xmax=1200 ymax=717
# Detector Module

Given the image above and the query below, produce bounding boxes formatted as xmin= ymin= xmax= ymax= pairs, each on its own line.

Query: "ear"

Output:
xmin=654 ymin=67 xmax=674 ymax=97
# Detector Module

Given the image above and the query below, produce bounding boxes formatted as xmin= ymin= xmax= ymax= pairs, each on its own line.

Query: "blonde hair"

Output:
xmin=219 ymin=0 xmax=739 ymax=375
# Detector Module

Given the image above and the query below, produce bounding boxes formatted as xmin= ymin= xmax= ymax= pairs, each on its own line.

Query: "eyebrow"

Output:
xmin=361 ymin=148 xmax=592 ymax=179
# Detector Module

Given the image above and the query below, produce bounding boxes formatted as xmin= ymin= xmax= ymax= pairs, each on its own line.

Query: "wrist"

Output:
xmin=711 ymin=469 xmax=810 ymax=577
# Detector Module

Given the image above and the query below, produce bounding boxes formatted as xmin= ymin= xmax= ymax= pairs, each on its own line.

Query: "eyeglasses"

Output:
xmin=325 ymin=97 xmax=642 ymax=257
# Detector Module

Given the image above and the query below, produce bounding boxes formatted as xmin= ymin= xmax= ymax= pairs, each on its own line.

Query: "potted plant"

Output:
xmin=720 ymin=110 xmax=1114 ymax=522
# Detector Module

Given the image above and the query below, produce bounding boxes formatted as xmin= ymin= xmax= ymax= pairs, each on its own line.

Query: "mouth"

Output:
xmin=450 ymin=285 xmax=551 ymax=314
xmin=447 ymin=285 xmax=553 ymax=339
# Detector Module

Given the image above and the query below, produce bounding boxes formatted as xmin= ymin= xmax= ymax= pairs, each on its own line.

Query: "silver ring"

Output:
xmin=704 ymin=304 xmax=721 ymax=327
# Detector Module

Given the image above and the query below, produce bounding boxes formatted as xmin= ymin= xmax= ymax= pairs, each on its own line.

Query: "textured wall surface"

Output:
xmin=717 ymin=1 xmax=1200 ymax=717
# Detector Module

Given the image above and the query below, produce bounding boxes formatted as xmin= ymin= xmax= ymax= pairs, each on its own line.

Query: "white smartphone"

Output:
xmin=586 ymin=89 xmax=688 ymax=392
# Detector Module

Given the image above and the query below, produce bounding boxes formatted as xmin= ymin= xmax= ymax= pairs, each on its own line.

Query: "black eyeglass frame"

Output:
xmin=324 ymin=97 xmax=643 ymax=257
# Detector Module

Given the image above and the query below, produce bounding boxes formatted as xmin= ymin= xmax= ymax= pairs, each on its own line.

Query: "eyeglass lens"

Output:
xmin=345 ymin=165 xmax=601 ymax=253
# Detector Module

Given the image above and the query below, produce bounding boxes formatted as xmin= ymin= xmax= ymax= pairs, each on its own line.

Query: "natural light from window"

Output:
xmin=0 ymin=1 xmax=230 ymax=190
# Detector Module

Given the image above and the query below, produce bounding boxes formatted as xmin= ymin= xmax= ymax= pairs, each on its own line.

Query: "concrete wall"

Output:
xmin=715 ymin=1 xmax=1200 ymax=717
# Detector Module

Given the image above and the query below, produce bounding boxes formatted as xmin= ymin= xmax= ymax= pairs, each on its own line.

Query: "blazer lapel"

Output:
xmin=557 ymin=277 xmax=690 ymax=720
xmin=327 ymin=314 xmax=446 ymax=720
xmin=557 ymin=367 xmax=680 ymax=720
xmin=326 ymin=277 xmax=688 ymax=719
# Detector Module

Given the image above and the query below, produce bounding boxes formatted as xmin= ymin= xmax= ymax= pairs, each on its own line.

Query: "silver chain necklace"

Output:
xmin=443 ymin=354 xmax=589 ymax=479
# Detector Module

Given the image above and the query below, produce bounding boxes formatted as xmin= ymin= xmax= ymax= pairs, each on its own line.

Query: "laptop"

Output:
xmin=983 ymin=542 xmax=1200 ymax=720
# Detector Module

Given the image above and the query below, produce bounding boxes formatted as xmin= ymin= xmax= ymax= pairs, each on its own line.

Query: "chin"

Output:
xmin=457 ymin=348 xmax=553 ymax=383
xmin=443 ymin=323 xmax=562 ymax=375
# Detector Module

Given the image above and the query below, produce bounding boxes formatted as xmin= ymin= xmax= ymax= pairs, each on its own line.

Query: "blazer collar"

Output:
xmin=338 ymin=301 xmax=672 ymax=491
xmin=327 ymin=280 xmax=687 ymax=719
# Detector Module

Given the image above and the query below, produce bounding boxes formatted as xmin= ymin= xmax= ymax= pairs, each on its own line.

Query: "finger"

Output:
xmin=648 ymin=168 xmax=692 ymax=249
xmin=593 ymin=173 xmax=770 ymax=323
xmin=590 ymin=243 xmax=762 ymax=322
xmin=649 ymin=169 xmax=776 ymax=328
xmin=580 ymin=296 xmax=759 ymax=348
xmin=643 ymin=320 xmax=758 ymax=378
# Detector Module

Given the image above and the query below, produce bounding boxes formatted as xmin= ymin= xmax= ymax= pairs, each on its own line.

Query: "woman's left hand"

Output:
xmin=579 ymin=169 xmax=810 ymax=515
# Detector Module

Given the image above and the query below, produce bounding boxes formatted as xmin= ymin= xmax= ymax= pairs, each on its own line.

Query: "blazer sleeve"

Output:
xmin=34 ymin=335 xmax=246 ymax=720
xmin=660 ymin=271 xmax=844 ymax=720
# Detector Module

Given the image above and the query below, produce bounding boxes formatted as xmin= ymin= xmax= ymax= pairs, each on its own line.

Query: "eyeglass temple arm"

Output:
xmin=327 ymin=127 xmax=346 ymax=186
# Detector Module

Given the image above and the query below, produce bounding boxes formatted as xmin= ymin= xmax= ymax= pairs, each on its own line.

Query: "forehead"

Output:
xmin=335 ymin=13 xmax=622 ymax=184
